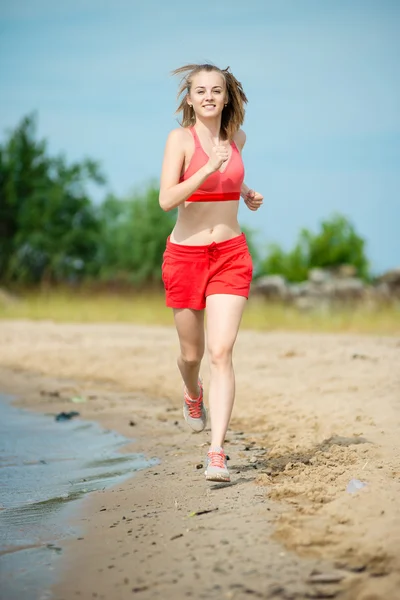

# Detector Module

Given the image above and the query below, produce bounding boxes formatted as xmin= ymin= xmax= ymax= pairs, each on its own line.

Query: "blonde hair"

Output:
xmin=171 ymin=63 xmax=248 ymax=140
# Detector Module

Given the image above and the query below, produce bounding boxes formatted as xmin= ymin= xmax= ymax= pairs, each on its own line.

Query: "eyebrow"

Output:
xmin=194 ymin=85 xmax=223 ymax=90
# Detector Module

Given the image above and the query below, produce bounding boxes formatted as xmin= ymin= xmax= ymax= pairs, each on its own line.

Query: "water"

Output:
xmin=0 ymin=395 xmax=156 ymax=599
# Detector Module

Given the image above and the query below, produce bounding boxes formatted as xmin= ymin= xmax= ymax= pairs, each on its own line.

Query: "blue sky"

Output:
xmin=1 ymin=0 xmax=399 ymax=274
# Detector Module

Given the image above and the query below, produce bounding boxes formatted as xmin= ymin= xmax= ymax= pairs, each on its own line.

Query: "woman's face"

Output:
xmin=188 ymin=70 xmax=227 ymax=119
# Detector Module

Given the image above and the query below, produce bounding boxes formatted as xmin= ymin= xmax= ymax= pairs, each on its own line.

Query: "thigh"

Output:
xmin=207 ymin=248 xmax=253 ymax=299
xmin=173 ymin=308 xmax=205 ymax=358
xmin=206 ymin=294 xmax=247 ymax=354
xmin=163 ymin=255 xmax=208 ymax=310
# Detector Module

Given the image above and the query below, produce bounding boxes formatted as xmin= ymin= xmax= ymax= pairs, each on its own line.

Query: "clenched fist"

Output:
xmin=244 ymin=189 xmax=263 ymax=211
xmin=207 ymin=145 xmax=230 ymax=172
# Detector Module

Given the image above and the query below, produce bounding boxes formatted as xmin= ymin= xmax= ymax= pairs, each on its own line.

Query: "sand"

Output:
xmin=1 ymin=320 xmax=400 ymax=599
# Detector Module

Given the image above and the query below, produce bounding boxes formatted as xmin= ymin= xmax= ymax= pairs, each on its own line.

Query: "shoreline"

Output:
xmin=1 ymin=322 xmax=400 ymax=598
xmin=1 ymin=368 xmax=350 ymax=600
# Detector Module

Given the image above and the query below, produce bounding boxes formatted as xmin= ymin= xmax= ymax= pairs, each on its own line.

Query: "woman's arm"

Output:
xmin=159 ymin=129 xmax=224 ymax=212
xmin=241 ymin=182 xmax=252 ymax=199
xmin=234 ymin=130 xmax=252 ymax=197
xmin=234 ymin=129 xmax=264 ymax=211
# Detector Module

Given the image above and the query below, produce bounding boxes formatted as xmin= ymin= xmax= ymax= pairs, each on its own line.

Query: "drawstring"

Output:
xmin=206 ymin=243 xmax=220 ymax=268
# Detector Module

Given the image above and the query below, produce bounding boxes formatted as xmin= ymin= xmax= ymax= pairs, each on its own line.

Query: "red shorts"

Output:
xmin=162 ymin=233 xmax=253 ymax=310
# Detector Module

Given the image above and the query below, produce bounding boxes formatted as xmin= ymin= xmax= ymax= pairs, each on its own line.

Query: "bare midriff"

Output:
xmin=170 ymin=199 xmax=241 ymax=245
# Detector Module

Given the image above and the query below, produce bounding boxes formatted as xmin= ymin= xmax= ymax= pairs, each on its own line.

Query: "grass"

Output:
xmin=243 ymin=296 xmax=400 ymax=335
xmin=1 ymin=289 xmax=399 ymax=335
xmin=0 ymin=290 xmax=173 ymax=326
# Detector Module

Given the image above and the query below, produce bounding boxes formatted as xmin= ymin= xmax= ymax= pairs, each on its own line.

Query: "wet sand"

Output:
xmin=1 ymin=320 xmax=400 ymax=599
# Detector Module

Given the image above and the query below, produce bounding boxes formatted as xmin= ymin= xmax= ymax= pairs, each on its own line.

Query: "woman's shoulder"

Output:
xmin=166 ymin=126 xmax=193 ymax=144
xmin=233 ymin=128 xmax=246 ymax=150
xmin=163 ymin=127 xmax=193 ymax=157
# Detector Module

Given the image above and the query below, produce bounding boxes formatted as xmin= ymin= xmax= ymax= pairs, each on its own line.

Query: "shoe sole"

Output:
xmin=205 ymin=472 xmax=230 ymax=482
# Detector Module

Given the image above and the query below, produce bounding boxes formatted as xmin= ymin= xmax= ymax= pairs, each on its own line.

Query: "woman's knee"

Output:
xmin=179 ymin=348 xmax=204 ymax=367
xmin=208 ymin=344 xmax=233 ymax=367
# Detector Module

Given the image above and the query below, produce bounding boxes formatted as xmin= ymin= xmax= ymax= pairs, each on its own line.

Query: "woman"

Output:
xmin=159 ymin=63 xmax=263 ymax=482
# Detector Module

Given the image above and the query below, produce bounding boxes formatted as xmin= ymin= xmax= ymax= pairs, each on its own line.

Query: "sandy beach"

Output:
xmin=1 ymin=320 xmax=400 ymax=599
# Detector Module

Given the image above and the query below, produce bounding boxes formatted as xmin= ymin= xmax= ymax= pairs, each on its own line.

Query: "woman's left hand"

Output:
xmin=244 ymin=190 xmax=263 ymax=211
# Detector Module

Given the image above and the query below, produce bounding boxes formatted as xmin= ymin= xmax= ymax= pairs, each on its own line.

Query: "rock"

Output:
xmin=261 ymin=467 xmax=273 ymax=475
xmin=288 ymin=283 xmax=302 ymax=297
xmin=376 ymin=267 xmax=400 ymax=298
xmin=308 ymin=268 xmax=332 ymax=285
xmin=373 ymin=282 xmax=391 ymax=300
xmin=254 ymin=265 xmax=400 ymax=307
xmin=252 ymin=275 xmax=289 ymax=300
xmin=55 ymin=411 xmax=80 ymax=422
xmin=295 ymin=281 xmax=326 ymax=297
xmin=307 ymin=572 xmax=344 ymax=584
xmin=329 ymin=278 xmax=365 ymax=300
xmin=333 ymin=264 xmax=357 ymax=279
xmin=377 ymin=267 xmax=400 ymax=286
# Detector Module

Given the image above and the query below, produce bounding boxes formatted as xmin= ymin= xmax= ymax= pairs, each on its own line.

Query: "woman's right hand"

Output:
xmin=207 ymin=145 xmax=229 ymax=172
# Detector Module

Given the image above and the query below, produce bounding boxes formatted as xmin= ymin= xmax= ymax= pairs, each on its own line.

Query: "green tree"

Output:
xmin=0 ymin=114 xmax=105 ymax=283
xmin=97 ymin=192 xmax=265 ymax=285
xmin=260 ymin=214 xmax=369 ymax=282
xmin=96 ymin=185 xmax=176 ymax=285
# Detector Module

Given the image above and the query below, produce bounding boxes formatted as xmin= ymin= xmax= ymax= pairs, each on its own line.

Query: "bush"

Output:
xmin=96 ymin=185 xmax=176 ymax=285
xmin=260 ymin=214 xmax=370 ymax=282
xmin=0 ymin=114 xmax=105 ymax=283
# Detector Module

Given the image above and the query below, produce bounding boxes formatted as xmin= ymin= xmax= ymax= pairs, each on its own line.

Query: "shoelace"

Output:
xmin=185 ymin=395 xmax=203 ymax=418
xmin=184 ymin=382 xmax=203 ymax=418
xmin=207 ymin=450 xmax=226 ymax=469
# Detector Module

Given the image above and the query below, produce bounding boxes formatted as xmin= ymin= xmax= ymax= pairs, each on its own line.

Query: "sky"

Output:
xmin=1 ymin=0 xmax=399 ymax=274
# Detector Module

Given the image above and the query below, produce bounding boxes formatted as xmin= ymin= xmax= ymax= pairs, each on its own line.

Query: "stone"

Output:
xmin=377 ymin=267 xmax=400 ymax=286
xmin=333 ymin=264 xmax=357 ymax=278
xmin=330 ymin=278 xmax=365 ymax=300
xmin=252 ymin=275 xmax=289 ymax=300
xmin=308 ymin=268 xmax=332 ymax=285
xmin=307 ymin=572 xmax=344 ymax=584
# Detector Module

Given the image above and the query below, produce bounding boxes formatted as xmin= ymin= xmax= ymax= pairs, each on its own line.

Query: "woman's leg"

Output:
xmin=206 ymin=294 xmax=247 ymax=448
xmin=173 ymin=308 xmax=205 ymax=398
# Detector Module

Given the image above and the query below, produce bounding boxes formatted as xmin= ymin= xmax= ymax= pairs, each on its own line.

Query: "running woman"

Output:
xmin=159 ymin=63 xmax=263 ymax=482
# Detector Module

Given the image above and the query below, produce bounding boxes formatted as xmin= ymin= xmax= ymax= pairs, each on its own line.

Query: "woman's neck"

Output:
xmin=194 ymin=117 xmax=223 ymax=143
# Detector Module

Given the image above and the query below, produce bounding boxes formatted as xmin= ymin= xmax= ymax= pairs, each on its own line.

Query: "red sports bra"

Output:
xmin=180 ymin=127 xmax=245 ymax=202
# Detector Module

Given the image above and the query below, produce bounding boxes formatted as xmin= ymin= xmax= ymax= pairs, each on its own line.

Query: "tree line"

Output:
xmin=0 ymin=115 xmax=370 ymax=286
